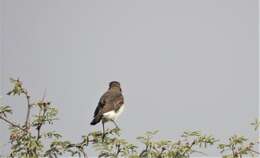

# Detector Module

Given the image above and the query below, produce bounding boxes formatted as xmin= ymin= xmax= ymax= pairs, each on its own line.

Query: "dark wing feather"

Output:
xmin=93 ymin=90 xmax=124 ymax=117
xmin=93 ymin=91 xmax=110 ymax=117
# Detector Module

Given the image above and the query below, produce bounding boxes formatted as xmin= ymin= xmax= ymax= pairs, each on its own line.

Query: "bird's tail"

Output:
xmin=90 ymin=114 xmax=102 ymax=125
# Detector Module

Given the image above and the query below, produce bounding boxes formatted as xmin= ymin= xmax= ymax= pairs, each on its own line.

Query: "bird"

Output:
xmin=90 ymin=81 xmax=124 ymax=138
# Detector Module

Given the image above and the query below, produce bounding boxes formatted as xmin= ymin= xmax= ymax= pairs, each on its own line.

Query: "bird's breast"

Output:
xmin=103 ymin=105 xmax=125 ymax=120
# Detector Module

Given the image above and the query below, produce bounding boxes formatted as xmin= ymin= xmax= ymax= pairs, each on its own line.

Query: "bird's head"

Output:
xmin=109 ymin=81 xmax=121 ymax=91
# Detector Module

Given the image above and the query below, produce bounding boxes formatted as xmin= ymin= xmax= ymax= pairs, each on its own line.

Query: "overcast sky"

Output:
xmin=0 ymin=0 xmax=258 ymax=156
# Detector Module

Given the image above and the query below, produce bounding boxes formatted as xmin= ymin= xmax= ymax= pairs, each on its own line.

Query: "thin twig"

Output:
xmin=139 ymin=144 xmax=149 ymax=157
xmin=36 ymin=109 xmax=46 ymax=140
xmin=192 ymin=150 xmax=208 ymax=156
xmin=0 ymin=116 xmax=27 ymax=132
xmin=249 ymin=149 xmax=260 ymax=154
xmin=115 ymin=144 xmax=121 ymax=157
xmin=36 ymin=90 xmax=47 ymax=140
xmin=23 ymin=90 xmax=32 ymax=129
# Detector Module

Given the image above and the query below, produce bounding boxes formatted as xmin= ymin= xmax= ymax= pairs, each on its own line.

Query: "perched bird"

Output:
xmin=90 ymin=81 xmax=124 ymax=137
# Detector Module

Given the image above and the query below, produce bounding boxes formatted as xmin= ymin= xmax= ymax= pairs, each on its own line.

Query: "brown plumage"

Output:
xmin=90 ymin=81 xmax=124 ymax=127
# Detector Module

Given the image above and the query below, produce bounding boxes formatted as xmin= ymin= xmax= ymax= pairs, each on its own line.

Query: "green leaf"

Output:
xmin=0 ymin=105 xmax=12 ymax=117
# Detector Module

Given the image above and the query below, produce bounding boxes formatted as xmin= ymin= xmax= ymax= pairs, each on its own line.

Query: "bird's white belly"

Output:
xmin=103 ymin=105 xmax=124 ymax=120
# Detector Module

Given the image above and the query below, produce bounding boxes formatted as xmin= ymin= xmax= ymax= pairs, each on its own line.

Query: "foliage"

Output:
xmin=0 ymin=78 xmax=89 ymax=158
xmin=92 ymin=128 xmax=138 ymax=158
xmin=218 ymin=135 xmax=259 ymax=158
xmin=0 ymin=78 xmax=259 ymax=158
xmin=136 ymin=130 xmax=217 ymax=158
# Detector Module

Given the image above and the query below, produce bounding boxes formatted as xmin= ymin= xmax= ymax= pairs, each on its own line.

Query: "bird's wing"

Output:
xmin=93 ymin=91 xmax=110 ymax=117
xmin=93 ymin=91 xmax=124 ymax=117
xmin=102 ymin=93 xmax=124 ymax=113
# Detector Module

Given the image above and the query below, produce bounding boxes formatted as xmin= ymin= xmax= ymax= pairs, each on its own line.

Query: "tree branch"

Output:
xmin=115 ymin=144 xmax=121 ymax=157
xmin=36 ymin=90 xmax=47 ymax=140
xmin=139 ymin=144 xmax=149 ymax=157
xmin=36 ymin=108 xmax=47 ymax=140
xmin=23 ymin=90 xmax=32 ymax=129
xmin=0 ymin=116 xmax=27 ymax=132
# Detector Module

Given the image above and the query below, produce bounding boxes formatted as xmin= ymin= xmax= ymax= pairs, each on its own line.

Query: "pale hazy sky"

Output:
xmin=0 ymin=0 xmax=258 ymax=156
